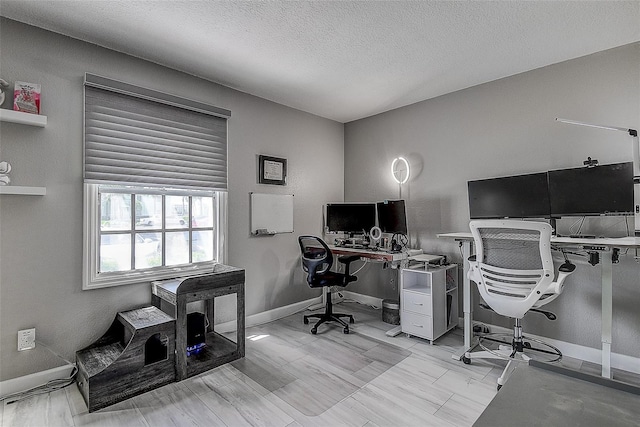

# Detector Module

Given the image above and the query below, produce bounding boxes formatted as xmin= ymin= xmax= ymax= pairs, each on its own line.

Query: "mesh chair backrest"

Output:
xmin=479 ymin=228 xmax=543 ymax=271
xmin=298 ymin=236 xmax=333 ymax=285
xmin=470 ymin=220 xmax=554 ymax=318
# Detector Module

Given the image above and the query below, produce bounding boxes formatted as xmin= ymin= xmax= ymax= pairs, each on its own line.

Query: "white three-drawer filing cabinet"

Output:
xmin=400 ymin=264 xmax=458 ymax=344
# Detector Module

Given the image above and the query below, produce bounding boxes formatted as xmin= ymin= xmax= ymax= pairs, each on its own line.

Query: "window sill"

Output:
xmin=83 ymin=262 xmax=218 ymax=290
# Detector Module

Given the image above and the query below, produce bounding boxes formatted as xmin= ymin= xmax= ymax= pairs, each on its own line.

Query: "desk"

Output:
xmin=329 ymin=245 xmax=408 ymax=263
xmin=328 ymin=246 xmax=443 ymax=336
xmin=329 ymin=245 xmax=409 ymax=336
xmin=437 ymin=232 xmax=640 ymax=378
xmin=474 ymin=360 xmax=640 ymax=427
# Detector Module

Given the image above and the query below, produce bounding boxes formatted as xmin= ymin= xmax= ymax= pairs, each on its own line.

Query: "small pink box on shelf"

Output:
xmin=13 ymin=81 xmax=41 ymax=114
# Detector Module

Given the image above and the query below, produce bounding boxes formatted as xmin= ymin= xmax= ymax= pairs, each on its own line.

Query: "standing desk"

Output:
xmin=437 ymin=232 xmax=640 ymax=379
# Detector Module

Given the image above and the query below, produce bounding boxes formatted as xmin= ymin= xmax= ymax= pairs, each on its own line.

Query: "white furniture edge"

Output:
xmin=0 ymin=186 xmax=46 ymax=195
xmin=0 ymin=109 xmax=47 ymax=127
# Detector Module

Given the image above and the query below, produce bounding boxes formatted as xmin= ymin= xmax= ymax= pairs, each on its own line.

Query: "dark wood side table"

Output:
xmin=151 ymin=264 xmax=245 ymax=381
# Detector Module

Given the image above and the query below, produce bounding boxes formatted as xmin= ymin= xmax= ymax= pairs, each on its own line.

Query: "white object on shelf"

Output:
xmin=0 ymin=186 xmax=46 ymax=195
xmin=0 ymin=110 xmax=47 ymax=193
xmin=408 ymin=253 xmax=442 ymax=263
xmin=0 ymin=161 xmax=12 ymax=185
xmin=0 ymin=109 xmax=47 ymax=127
xmin=400 ymin=264 xmax=458 ymax=344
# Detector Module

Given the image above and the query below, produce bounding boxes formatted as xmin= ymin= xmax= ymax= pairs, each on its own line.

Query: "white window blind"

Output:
xmin=84 ymin=73 xmax=230 ymax=191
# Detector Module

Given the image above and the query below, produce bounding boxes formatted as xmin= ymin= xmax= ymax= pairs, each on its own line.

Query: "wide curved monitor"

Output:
xmin=548 ymin=162 xmax=633 ymax=217
xmin=468 ymin=172 xmax=551 ymax=219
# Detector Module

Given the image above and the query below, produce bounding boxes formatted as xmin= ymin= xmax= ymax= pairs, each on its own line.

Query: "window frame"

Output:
xmin=83 ymin=183 xmax=227 ymax=290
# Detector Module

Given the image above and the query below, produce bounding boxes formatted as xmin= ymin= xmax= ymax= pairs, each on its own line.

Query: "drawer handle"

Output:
xmin=412 ymin=302 xmax=423 ymax=306
xmin=411 ymin=323 xmax=423 ymax=328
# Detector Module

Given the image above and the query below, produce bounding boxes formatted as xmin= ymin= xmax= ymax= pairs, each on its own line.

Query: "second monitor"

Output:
xmin=377 ymin=200 xmax=408 ymax=234
xmin=548 ymin=162 xmax=633 ymax=217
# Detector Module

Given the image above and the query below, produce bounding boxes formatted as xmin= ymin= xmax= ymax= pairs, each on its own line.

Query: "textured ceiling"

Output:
xmin=1 ymin=1 xmax=639 ymax=123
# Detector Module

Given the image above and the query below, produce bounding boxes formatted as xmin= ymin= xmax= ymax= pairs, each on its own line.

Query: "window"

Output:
xmin=82 ymin=73 xmax=230 ymax=289
xmin=84 ymin=184 xmax=227 ymax=289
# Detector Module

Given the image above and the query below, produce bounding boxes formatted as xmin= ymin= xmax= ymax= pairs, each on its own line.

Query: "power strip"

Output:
xmin=473 ymin=324 xmax=490 ymax=334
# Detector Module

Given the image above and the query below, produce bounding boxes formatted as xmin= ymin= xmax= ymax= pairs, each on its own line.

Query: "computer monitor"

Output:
xmin=325 ymin=203 xmax=376 ymax=235
xmin=468 ymin=172 xmax=551 ymax=219
xmin=376 ymin=200 xmax=408 ymax=234
xmin=548 ymin=162 xmax=634 ymax=217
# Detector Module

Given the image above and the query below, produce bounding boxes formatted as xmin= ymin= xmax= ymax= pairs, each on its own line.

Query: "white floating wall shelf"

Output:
xmin=0 ymin=186 xmax=47 ymax=196
xmin=0 ymin=109 xmax=47 ymax=127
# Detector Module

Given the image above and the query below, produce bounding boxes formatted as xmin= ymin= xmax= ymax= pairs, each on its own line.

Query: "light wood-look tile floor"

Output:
xmin=3 ymin=301 xmax=639 ymax=427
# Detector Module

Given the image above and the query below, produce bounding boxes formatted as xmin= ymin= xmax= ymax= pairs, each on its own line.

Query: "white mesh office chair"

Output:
xmin=463 ymin=220 xmax=576 ymax=389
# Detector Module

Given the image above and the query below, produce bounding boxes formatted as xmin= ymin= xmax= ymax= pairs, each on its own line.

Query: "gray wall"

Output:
xmin=344 ymin=43 xmax=640 ymax=357
xmin=0 ymin=19 xmax=344 ymax=381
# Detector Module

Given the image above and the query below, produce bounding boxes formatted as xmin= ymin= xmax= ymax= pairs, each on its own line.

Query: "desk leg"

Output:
xmin=386 ymin=266 xmax=403 ymax=337
xmin=237 ymin=284 xmax=246 ymax=358
xmin=205 ymin=299 xmax=215 ymax=333
xmin=601 ymin=251 xmax=613 ymax=378
xmin=453 ymin=240 xmax=476 ymax=361
xmin=175 ymin=294 xmax=188 ymax=381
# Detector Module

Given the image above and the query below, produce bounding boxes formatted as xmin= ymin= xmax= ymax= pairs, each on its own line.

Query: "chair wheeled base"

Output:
xmin=304 ymin=290 xmax=354 ymax=334
xmin=462 ymin=319 xmax=562 ymax=390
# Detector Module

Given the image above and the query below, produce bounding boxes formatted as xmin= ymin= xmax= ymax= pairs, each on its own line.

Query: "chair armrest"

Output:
xmin=556 ymin=262 xmax=576 ymax=286
xmin=559 ymin=262 xmax=576 ymax=273
xmin=544 ymin=262 xmax=576 ymax=295
xmin=467 ymin=256 xmax=480 ymax=283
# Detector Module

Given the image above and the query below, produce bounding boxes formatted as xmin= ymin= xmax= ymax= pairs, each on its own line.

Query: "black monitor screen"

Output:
xmin=468 ymin=172 xmax=551 ymax=219
xmin=326 ymin=203 xmax=376 ymax=234
xmin=377 ymin=200 xmax=408 ymax=234
xmin=548 ymin=162 xmax=633 ymax=217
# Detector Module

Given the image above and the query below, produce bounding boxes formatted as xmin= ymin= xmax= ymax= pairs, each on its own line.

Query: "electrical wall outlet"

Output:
xmin=18 ymin=328 xmax=36 ymax=351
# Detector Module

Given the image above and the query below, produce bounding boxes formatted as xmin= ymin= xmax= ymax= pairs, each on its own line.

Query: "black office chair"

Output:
xmin=298 ymin=236 xmax=360 ymax=334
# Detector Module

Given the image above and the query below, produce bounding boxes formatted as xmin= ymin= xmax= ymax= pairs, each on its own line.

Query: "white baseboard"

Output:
xmin=214 ymin=291 xmax=381 ymax=334
xmin=215 ymin=291 xmax=383 ymax=334
xmin=0 ymin=363 xmax=76 ymax=400
xmin=215 ymin=296 xmax=322 ymax=333
xmin=467 ymin=321 xmax=640 ymax=376
xmin=340 ymin=290 xmax=384 ymax=308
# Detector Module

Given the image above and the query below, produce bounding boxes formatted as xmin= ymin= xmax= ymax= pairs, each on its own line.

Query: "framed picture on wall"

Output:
xmin=258 ymin=155 xmax=287 ymax=185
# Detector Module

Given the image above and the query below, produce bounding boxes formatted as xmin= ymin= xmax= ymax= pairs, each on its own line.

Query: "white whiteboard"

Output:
xmin=250 ymin=193 xmax=294 ymax=235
